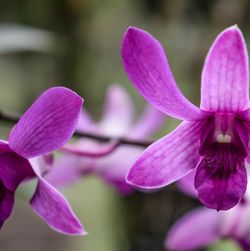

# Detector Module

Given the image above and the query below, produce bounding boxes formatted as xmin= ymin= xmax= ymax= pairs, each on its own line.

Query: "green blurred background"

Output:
xmin=0 ymin=0 xmax=249 ymax=250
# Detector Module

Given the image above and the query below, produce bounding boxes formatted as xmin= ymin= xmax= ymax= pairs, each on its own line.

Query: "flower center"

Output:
xmin=216 ymin=134 xmax=232 ymax=143
xmin=195 ymin=114 xmax=249 ymax=210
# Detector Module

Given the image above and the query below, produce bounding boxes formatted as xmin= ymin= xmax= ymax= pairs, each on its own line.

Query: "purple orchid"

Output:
xmin=165 ymin=171 xmax=250 ymax=251
xmin=122 ymin=25 xmax=250 ymax=210
xmin=46 ymin=85 xmax=165 ymax=194
xmin=0 ymin=87 xmax=85 ymax=235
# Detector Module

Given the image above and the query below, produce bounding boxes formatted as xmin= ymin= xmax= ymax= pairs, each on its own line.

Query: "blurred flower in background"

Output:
xmin=166 ymin=170 xmax=250 ymax=251
xmin=46 ymin=84 xmax=165 ymax=194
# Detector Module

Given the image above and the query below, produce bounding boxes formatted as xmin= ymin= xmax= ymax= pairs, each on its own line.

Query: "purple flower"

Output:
xmin=46 ymin=85 xmax=165 ymax=194
xmin=122 ymin=25 xmax=250 ymax=210
xmin=165 ymin=171 xmax=250 ymax=251
xmin=0 ymin=87 xmax=85 ymax=235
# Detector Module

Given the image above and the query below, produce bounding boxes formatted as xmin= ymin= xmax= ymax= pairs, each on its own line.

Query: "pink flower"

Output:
xmin=46 ymin=85 xmax=165 ymax=194
xmin=122 ymin=25 xmax=250 ymax=210
xmin=165 ymin=171 xmax=250 ymax=251
xmin=0 ymin=87 xmax=85 ymax=235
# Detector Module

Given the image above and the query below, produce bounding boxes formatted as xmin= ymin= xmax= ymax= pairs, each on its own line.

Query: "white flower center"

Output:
xmin=216 ymin=134 xmax=232 ymax=143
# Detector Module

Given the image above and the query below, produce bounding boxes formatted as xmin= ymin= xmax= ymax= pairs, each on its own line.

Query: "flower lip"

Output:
xmin=196 ymin=113 xmax=249 ymax=210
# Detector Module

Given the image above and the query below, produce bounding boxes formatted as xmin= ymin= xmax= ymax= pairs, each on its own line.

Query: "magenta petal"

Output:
xmin=165 ymin=207 xmax=220 ymax=250
xmin=0 ymin=151 xmax=34 ymax=191
xmin=126 ymin=121 xmax=203 ymax=189
xmin=99 ymin=85 xmax=133 ymax=136
xmin=30 ymin=177 xmax=86 ymax=235
xmin=121 ymin=27 xmax=209 ymax=121
xmin=0 ymin=185 xmax=14 ymax=228
xmin=201 ymin=26 xmax=249 ymax=112
xmin=9 ymin=87 xmax=83 ymax=158
xmin=195 ymin=156 xmax=247 ymax=210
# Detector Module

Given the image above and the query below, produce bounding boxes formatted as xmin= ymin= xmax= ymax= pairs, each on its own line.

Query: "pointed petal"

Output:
xmin=9 ymin=87 xmax=83 ymax=158
xmin=121 ymin=27 xmax=209 ymax=121
xmin=165 ymin=207 xmax=220 ymax=250
xmin=30 ymin=177 xmax=86 ymax=235
xmin=195 ymin=151 xmax=247 ymax=210
xmin=29 ymin=158 xmax=86 ymax=235
xmin=0 ymin=186 xmax=14 ymax=228
xmin=126 ymin=121 xmax=203 ymax=189
xmin=99 ymin=85 xmax=133 ymax=136
xmin=128 ymin=105 xmax=165 ymax=139
xmin=177 ymin=170 xmax=198 ymax=198
xmin=201 ymin=26 xmax=249 ymax=112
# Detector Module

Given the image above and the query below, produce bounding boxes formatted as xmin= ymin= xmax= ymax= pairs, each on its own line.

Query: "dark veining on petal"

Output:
xmin=195 ymin=115 xmax=249 ymax=210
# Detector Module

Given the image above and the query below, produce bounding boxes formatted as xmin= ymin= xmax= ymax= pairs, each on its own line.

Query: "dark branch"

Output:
xmin=0 ymin=109 xmax=152 ymax=148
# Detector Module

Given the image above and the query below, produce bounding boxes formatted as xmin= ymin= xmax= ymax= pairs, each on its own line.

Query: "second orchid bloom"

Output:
xmin=122 ymin=25 xmax=250 ymax=211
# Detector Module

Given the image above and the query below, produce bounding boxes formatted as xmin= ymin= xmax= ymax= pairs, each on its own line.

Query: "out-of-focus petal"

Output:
xmin=99 ymin=85 xmax=134 ymax=136
xmin=94 ymin=146 xmax=142 ymax=194
xmin=201 ymin=26 xmax=249 ymax=112
xmin=60 ymin=140 xmax=119 ymax=157
xmin=0 ymin=185 xmax=14 ymax=228
xmin=128 ymin=105 xmax=165 ymax=139
xmin=9 ymin=87 xmax=83 ymax=158
xmin=126 ymin=121 xmax=203 ymax=189
xmin=45 ymin=155 xmax=92 ymax=187
xmin=30 ymin=158 xmax=86 ymax=235
xmin=177 ymin=170 xmax=198 ymax=198
xmin=77 ymin=110 xmax=96 ymax=132
xmin=165 ymin=207 xmax=220 ymax=250
xmin=121 ymin=27 xmax=209 ymax=121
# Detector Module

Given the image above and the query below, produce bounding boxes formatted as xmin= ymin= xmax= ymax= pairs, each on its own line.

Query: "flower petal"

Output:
xmin=45 ymin=155 xmax=89 ymax=187
xmin=177 ymin=170 xmax=198 ymax=198
xmin=30 ymin=177 xmax=86 ymax=235
xmin=121 ymin=27 xmax=208 ymax=121
xmin=99 ymin=85 xmax=133 ymax=136
xmin=77 ymin=110 xmax=96 ymax=132
xmin=165 ymin=207 xmax=220 ymax=250
xmin=9 ymin=87 xmax=83 ymax=158
xmin=195 ymin=150 xmax=247 ymax=210
xmin=126 ymin=121 xmax=203 ymax=189
xmin=94 ymin=146 xmax=142 ymax=194
xmin=128 ymin=105 xmax=165 ymax=139
xmin=0 ymin=185 xmax=14 ymax=228
xmin=29 ymin=158 xmax=86 ymax=235
xmin=61 ymin=140 xmax=119 ymax=157
xmin=201 ymin=26 xmax=249 ymax=112
xmin=0 ymin=146 xmax=35 ymax=191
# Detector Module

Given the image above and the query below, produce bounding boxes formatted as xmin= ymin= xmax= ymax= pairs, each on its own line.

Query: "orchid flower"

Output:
xmin=165 ymin=171 xmax=250 ymax=251
xmin=122 ymin=25 xmax=250 ymax=210
xmin=0 ymin=87 xmax=85 ymax=235
xmin=46 ymin=84 xmax=165 ymax=194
